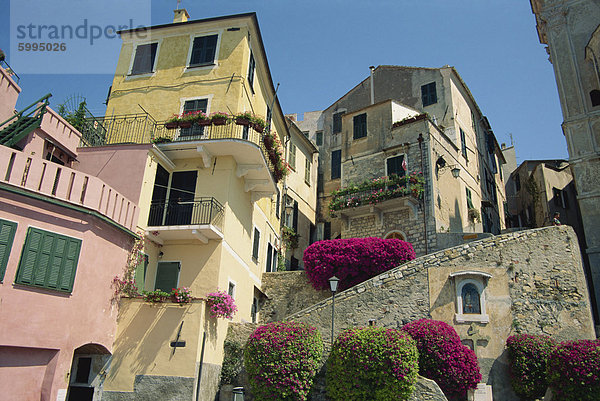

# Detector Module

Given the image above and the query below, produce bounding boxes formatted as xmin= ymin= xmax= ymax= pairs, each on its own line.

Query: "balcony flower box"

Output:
xmin=251 ymin=116 xmax=266 ymax=133
xmin=235 ymin=111 xmax=253 ymax=126
xmin=193 ymin=111 xmax=211 ymax=126
xmin=210 ymin=112 xmax=230 ymax=126
xmin=165 ymin=114 xmax=180 ymax=129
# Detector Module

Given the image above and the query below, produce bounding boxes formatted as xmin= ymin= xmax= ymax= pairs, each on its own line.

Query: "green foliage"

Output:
xmin=326 ymin=327 xmax=419 ymax=401
xmin=547 ymin=339 xmax=600 ymax=401
xmin=244 ymin=321 xmax=323 ymax=401
xmin=220 ymin=340 xmax=244 ymax=385
xmin=506 ymin=334 xmax=557 ymax=400
xmin=142 ymin=289 xmax=170 ymax=302
xmin=58 ymin=100 xmax=88 ymax=133
xmin=282 ymin=226 xmax=299 ymax=250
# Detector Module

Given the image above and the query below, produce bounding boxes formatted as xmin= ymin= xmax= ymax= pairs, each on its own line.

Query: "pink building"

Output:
xmin=0 ymin=64 xmax=139 ymax=401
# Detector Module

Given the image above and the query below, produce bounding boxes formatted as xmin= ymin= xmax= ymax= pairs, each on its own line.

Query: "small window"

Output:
xmin=266 ymin=106 xmax=272 ymax=131
xmin=316 ymin=131 xmax=323 ymax=146
xmin=289 ymin=143 xmax=297 ymax=170
xmin=276 ymin=188 xmax=281 ymax=219
xmin=131 ymin=42 xmax=158 ymax=75
xmin=228 ymin=281 xmax=236 ymax=298
xmin=553 ymin=187 xmax=569 ymax=209
xmin=421 ymin=82 xmax=437 ymax=107
xmin=181 ymin=98 xmax=208 ymax=138
xmin=0 ymin=219 xmax=17 ymax=282
xmin=331 ymin=149 xmax=341 ymax=180
xmin=251 ymin=296 xmax=259 ymax=323
xmin=305 ymin=157 xmax=311 ymax=185
xmin=247 ymin=51 xmax=256 ymax=91
xmin=515 ymin=173 xmax=521 ymax=192
xmin=266 ymin=243 xmax=273 ymax=272
xmin=466 ymin=187 xmax=474 ymax=209
xmin=332 ymin=112 xmax=344 ymax=134
xmin=189 ymin=34 xmax=218 ymax=66
xmin=252 ymin=228 xmax=260 ymax=261
xmin=386 ymin=155 xmax=406 ymax=177
xmin=353 ymin=113 xmax=367 ymax=140
xmin=134 ymin=253 xmax=149 ymax=291
xmin=154 ymin=261 xmax=180 ymax=291
xmin=15 ymin=228 xmax=82 ymax=292
xmin=591 ymin=89 xmax=600 ymax=107
xmin=460 ymin=128 xmax=468 ymax=160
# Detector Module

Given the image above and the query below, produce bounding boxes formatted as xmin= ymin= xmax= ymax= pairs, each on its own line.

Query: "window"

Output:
xmin=251 ymin=296 xmax=259 ymax=323
xmin=266 ymin=243 xmax=273 ymax=272
xmin=353 ymin=113 xmax=367 ymax=140
xmin=15 ymin=227 xmax=82 ymax=292
xmin=386 ymin=155 xmax=406 ymax=177
xmin=266 ymin=106 xmax=272 ymax=131
xmin=131 ymin=42 xmax=158 ymax=75
xmin=0 ymin=219 xmax=17 ymax=281
xmin=289 ymin=143 xmax=297 ymax=170
xmin=189 ymin=34 xmax=218 ymax=66
xmin=331 ymin=149 xmax=341 ymax=179
xmin=180 ymin=98 xmax=208 ymax=138
xmin=272 ymin=249 xmax=278 ymax=272
xmin=515 ymin=173 xmax=521 ymax=192
xmin=421 ymin=82 xmax=437 ymax=107
xmin=466 ymin=187 xmax=474 ymax=209
xmin=316 ymin=131 xmax=323 ymax=146
xmin=460 ymin=128 xmax=468 ymax=160
xmin=252 ymin=227 xmax=260 ymax=260
xmin=591 ymin=89 xmax=600 ymax=107
xmin=134 ymin=253 xmax=149 ymax=291
xmin=332 ymin=112 xmax=344 ymax=134
xmin=247 ymin=51 xmax=256 ymax=91
xmin=553 ymin=187 xmax=569 ymax=209
xmin=276 ymin=188 xmax=281 ymax=219
xmin=305 ymin=157 xmax=311 ymax=185
xmin=452 ymin=273 xmax=491 ymax=323
xmin=154 ymin=261 xmax=180 ymax=291
xmin=228 ymin=281 xmax=236 ymax=298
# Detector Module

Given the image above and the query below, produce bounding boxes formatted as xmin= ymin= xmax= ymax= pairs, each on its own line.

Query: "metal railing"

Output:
xmin=85 ymin=115 xmax=277 ymax=180
xmin=0 ymin=60 xmax=20 ymax=84
xmin=147 ymin=197 xmax=224 ymax=230
xmin=0 ymin=94 xmax=51 ymax=147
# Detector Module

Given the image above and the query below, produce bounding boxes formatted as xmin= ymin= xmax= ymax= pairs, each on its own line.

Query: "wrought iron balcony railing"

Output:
xmin=329 ymin=173 xmax=425 ymax=214
xmin=83 ymin=114 xmax=281 ymax=182
xmin=147 ymin=197 xmax=224 ymax=230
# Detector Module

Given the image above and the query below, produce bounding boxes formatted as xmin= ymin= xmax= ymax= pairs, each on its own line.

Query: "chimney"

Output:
xmin=173 ymin=8 xmax=190 ymax=23
xmin=369 ymin=66 xmax=375 ymax=105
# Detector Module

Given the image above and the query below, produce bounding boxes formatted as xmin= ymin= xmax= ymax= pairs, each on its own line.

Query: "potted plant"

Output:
xmin=151 ymin=136 xmax=172 ymax=144
xmin=210 ymin=111 xmax=230 ymax=126
xmin=235 ymin=111 xmax=253 ymax=126
xmin=194 ymin=111 xmax=211 ymax=126
xmin=164 ymin=114 xmax=179 ymax=129
xmin=206 ymin=290 xmax=238 ymax=319
xmin=251 ymin=116 xmax=266 ymax=133
xmin=142 ymin=289 xmax=170 ymax=302
xmin=179 ymin=112 xmax=196 ymax=129
xmin=171 ymin=287 xmax=192 ymax=303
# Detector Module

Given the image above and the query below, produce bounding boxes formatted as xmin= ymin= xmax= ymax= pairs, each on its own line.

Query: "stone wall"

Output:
xmin=259 ymin=271 xmax=330 ymax=323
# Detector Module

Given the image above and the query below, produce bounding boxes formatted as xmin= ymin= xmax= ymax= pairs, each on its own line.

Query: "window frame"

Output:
xmin=421 ymin=82 xmax=437 ymax=107
xmin=331 ymin=149 xmax=341 ymax=180
xmin=15 ymin=227 xmax=82 ymax=293
xmin=128 ymin=41 xmax=160 ymax=77
xmin=453 ymin=275 xmax=490 ymax=323
xmin=353 ymin=113 xmax=367 ymax=140
xmin=0 ymin=218 xmax=17 ymax=282
xmin=305 ymin=156 xmax=311 ymax=185
xmin=185 ymin=32 xmax=221 ymax=70
xmin=288 ymin=143 xmax=297 ymax=171
xmin=252 ymin=226 xmax=261 ymax=262
xmin=247 ymin=50 xmax=256 ymax=92
xmin=315 ymin=131 xmax=323 ymax=146
xmin=460 ymin=128 xmax=468 ymax=160
xmin=227 ymin=279 xmax=236 ymax=299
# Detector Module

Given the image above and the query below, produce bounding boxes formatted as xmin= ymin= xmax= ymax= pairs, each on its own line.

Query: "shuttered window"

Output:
xmin=331 ymin=150 xmax=341 ymax=180
xmin=131 ymin=43 xmax=158 ymax=75
xmin=353 ymin=113 xmax=367 ymax=139
xmin=15 ymin=228 xmax=82 ymax=292
xmin=0 ymin=219 xmax=17 ymax=282
xmin=421 ymin=82 xmax=437 ymax=107
xmin=134 ymin=253 xmax=149 ymax=291
xmin=154 ymin=261 xmax=180 ymax=292
xmin=252 ymin=228 xmax=260 ymax=261
xmin=189 ymin=35 xmax=218 ymax=66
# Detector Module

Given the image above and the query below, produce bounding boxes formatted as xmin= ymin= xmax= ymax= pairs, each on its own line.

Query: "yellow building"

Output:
xmin=88 ymin=11 xmax=290 ymax=401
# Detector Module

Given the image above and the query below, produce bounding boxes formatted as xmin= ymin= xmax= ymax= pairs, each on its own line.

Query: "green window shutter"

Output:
xmin=0 ymin=219 xmax=17 ymax=282
xmin=154 ymin=261 xmax=180 ymax=291
xmin=134 ymin=254 xmax=148 ymax=290
xmin=16 ymin=228 xmax=81 ymax=292
xmin=252 ymin=228 xmax=260 ymax=260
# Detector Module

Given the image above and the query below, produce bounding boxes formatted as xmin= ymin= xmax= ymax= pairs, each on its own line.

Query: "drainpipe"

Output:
xmin=369 ymin=66 xmax=375 ymax=105
xmin=418 ymin=133 xmax=428 ymax=255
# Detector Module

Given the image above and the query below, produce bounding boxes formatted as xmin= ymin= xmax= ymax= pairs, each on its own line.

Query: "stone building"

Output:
xmin=530 ymin=0 xmax=600 ymax=331
xmin=295 ymin=66 xmax=507 ymax=256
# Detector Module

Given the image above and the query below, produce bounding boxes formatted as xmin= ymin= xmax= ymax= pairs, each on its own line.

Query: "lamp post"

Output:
xmin=328 ymin=275 xmax=339 ymax=344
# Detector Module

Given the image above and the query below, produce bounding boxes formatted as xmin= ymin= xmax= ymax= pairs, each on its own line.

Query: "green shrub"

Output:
xmin=244 ymin=321 xmax=323 ymax=401
xmin=220 ymin=340 xmax=244 ymax=385
xmin=326 ymin=327 xmax=419 ymax=401
xmin=506 ymin=334 xmax=556 ymax=400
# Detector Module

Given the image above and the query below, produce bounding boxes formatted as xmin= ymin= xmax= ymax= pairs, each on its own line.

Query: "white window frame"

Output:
xmin=185 ymin=31 xmax=223 ymax=71
xmin=252 ymin=225 xmax=261 ymax=263
xmin=451 ymin=272 xmax=491 ymax=323
xmin=127 ymin=39 xmax=162 ymax=78
xmin=227 ymin=278 xmax=237 ymax=299
xmin=384 ymin=153 xmax=408 ymax=177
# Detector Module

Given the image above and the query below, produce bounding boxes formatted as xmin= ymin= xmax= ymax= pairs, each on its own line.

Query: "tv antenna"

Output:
xmin=176 ymin=0 xmax=182 ymax=9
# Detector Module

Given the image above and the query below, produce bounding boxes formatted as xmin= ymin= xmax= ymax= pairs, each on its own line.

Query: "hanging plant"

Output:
xmin=282 ymin=226 xmax=299 ymax=249
xmin=235 ymin=111 xmax=253 ymax=126
xmin=206 ymin=290 xmax=238 ymax=319
xmin=165 ymin=114 xmax=179 ymax=129
xmin=251 ymin=116 xmax=266 ymax=133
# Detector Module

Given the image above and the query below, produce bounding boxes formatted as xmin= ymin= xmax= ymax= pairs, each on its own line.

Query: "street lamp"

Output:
xmin=328 ymin=275 xmax=339 ymax=344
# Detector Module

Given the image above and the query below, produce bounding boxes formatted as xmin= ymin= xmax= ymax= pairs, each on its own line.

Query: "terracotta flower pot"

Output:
xmin=253 ymin=123 xmax=264 ymax=133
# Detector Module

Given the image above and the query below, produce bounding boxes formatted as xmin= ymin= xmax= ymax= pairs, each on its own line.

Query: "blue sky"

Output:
xmin=0 ymin=0 xmax=565 ymax=163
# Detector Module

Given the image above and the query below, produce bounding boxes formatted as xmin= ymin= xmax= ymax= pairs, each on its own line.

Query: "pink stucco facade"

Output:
xmin=0 ymin=190 xmax=134 ymax=401
xmin=0 ymin=65 xmax=20 ymax=123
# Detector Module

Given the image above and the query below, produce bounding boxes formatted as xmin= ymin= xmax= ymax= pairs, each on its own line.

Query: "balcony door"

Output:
xmin=180 ymin=98 xmax=208 ymax=139
xmin=166 ymin=171 xmax=197 ymax=225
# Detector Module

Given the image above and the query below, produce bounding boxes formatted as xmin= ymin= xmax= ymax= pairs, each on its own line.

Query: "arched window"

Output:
xmin=384 ymin=231 xmax=406 ymax=241
xmin=591 ymin=90 xmax=600 ymax=107
xmin=462 ymin=283 xmax=481 ymax=314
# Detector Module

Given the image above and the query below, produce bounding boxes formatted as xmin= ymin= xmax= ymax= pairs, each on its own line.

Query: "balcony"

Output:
xmin=329 ymin=174 xmax=424 ymax=227
xmin=83 ymin=114 xmax=280 ymax=197
xmin=146 ymin=197 xmax=224 ymax=244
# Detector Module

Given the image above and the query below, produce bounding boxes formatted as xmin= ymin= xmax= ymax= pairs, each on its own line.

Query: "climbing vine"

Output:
xmin=113 ymin=232 xmax=145 ymax=298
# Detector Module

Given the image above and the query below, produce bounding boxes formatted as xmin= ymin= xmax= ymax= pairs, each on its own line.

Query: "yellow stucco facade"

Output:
xmin=102 ymin=12 xmax=288 ymax=400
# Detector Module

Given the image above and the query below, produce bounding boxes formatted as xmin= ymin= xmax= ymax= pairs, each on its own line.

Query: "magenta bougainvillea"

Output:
xmin=402 ymin=319 xmax=481 ymax=400
xmin=547 ymin=339 xmax=600 ymax=401
xmin=303 ymin=237 xmax=415 ymax=291
xmin=244 ymin=321 xmax=323 ymax=401
xmin=326 ymin=327 xmax=419 ymax=400
xmin=206 ymin=291 xmax=237 ymax=319
xmin=506 ymin=334 xmax=556 ymax=399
